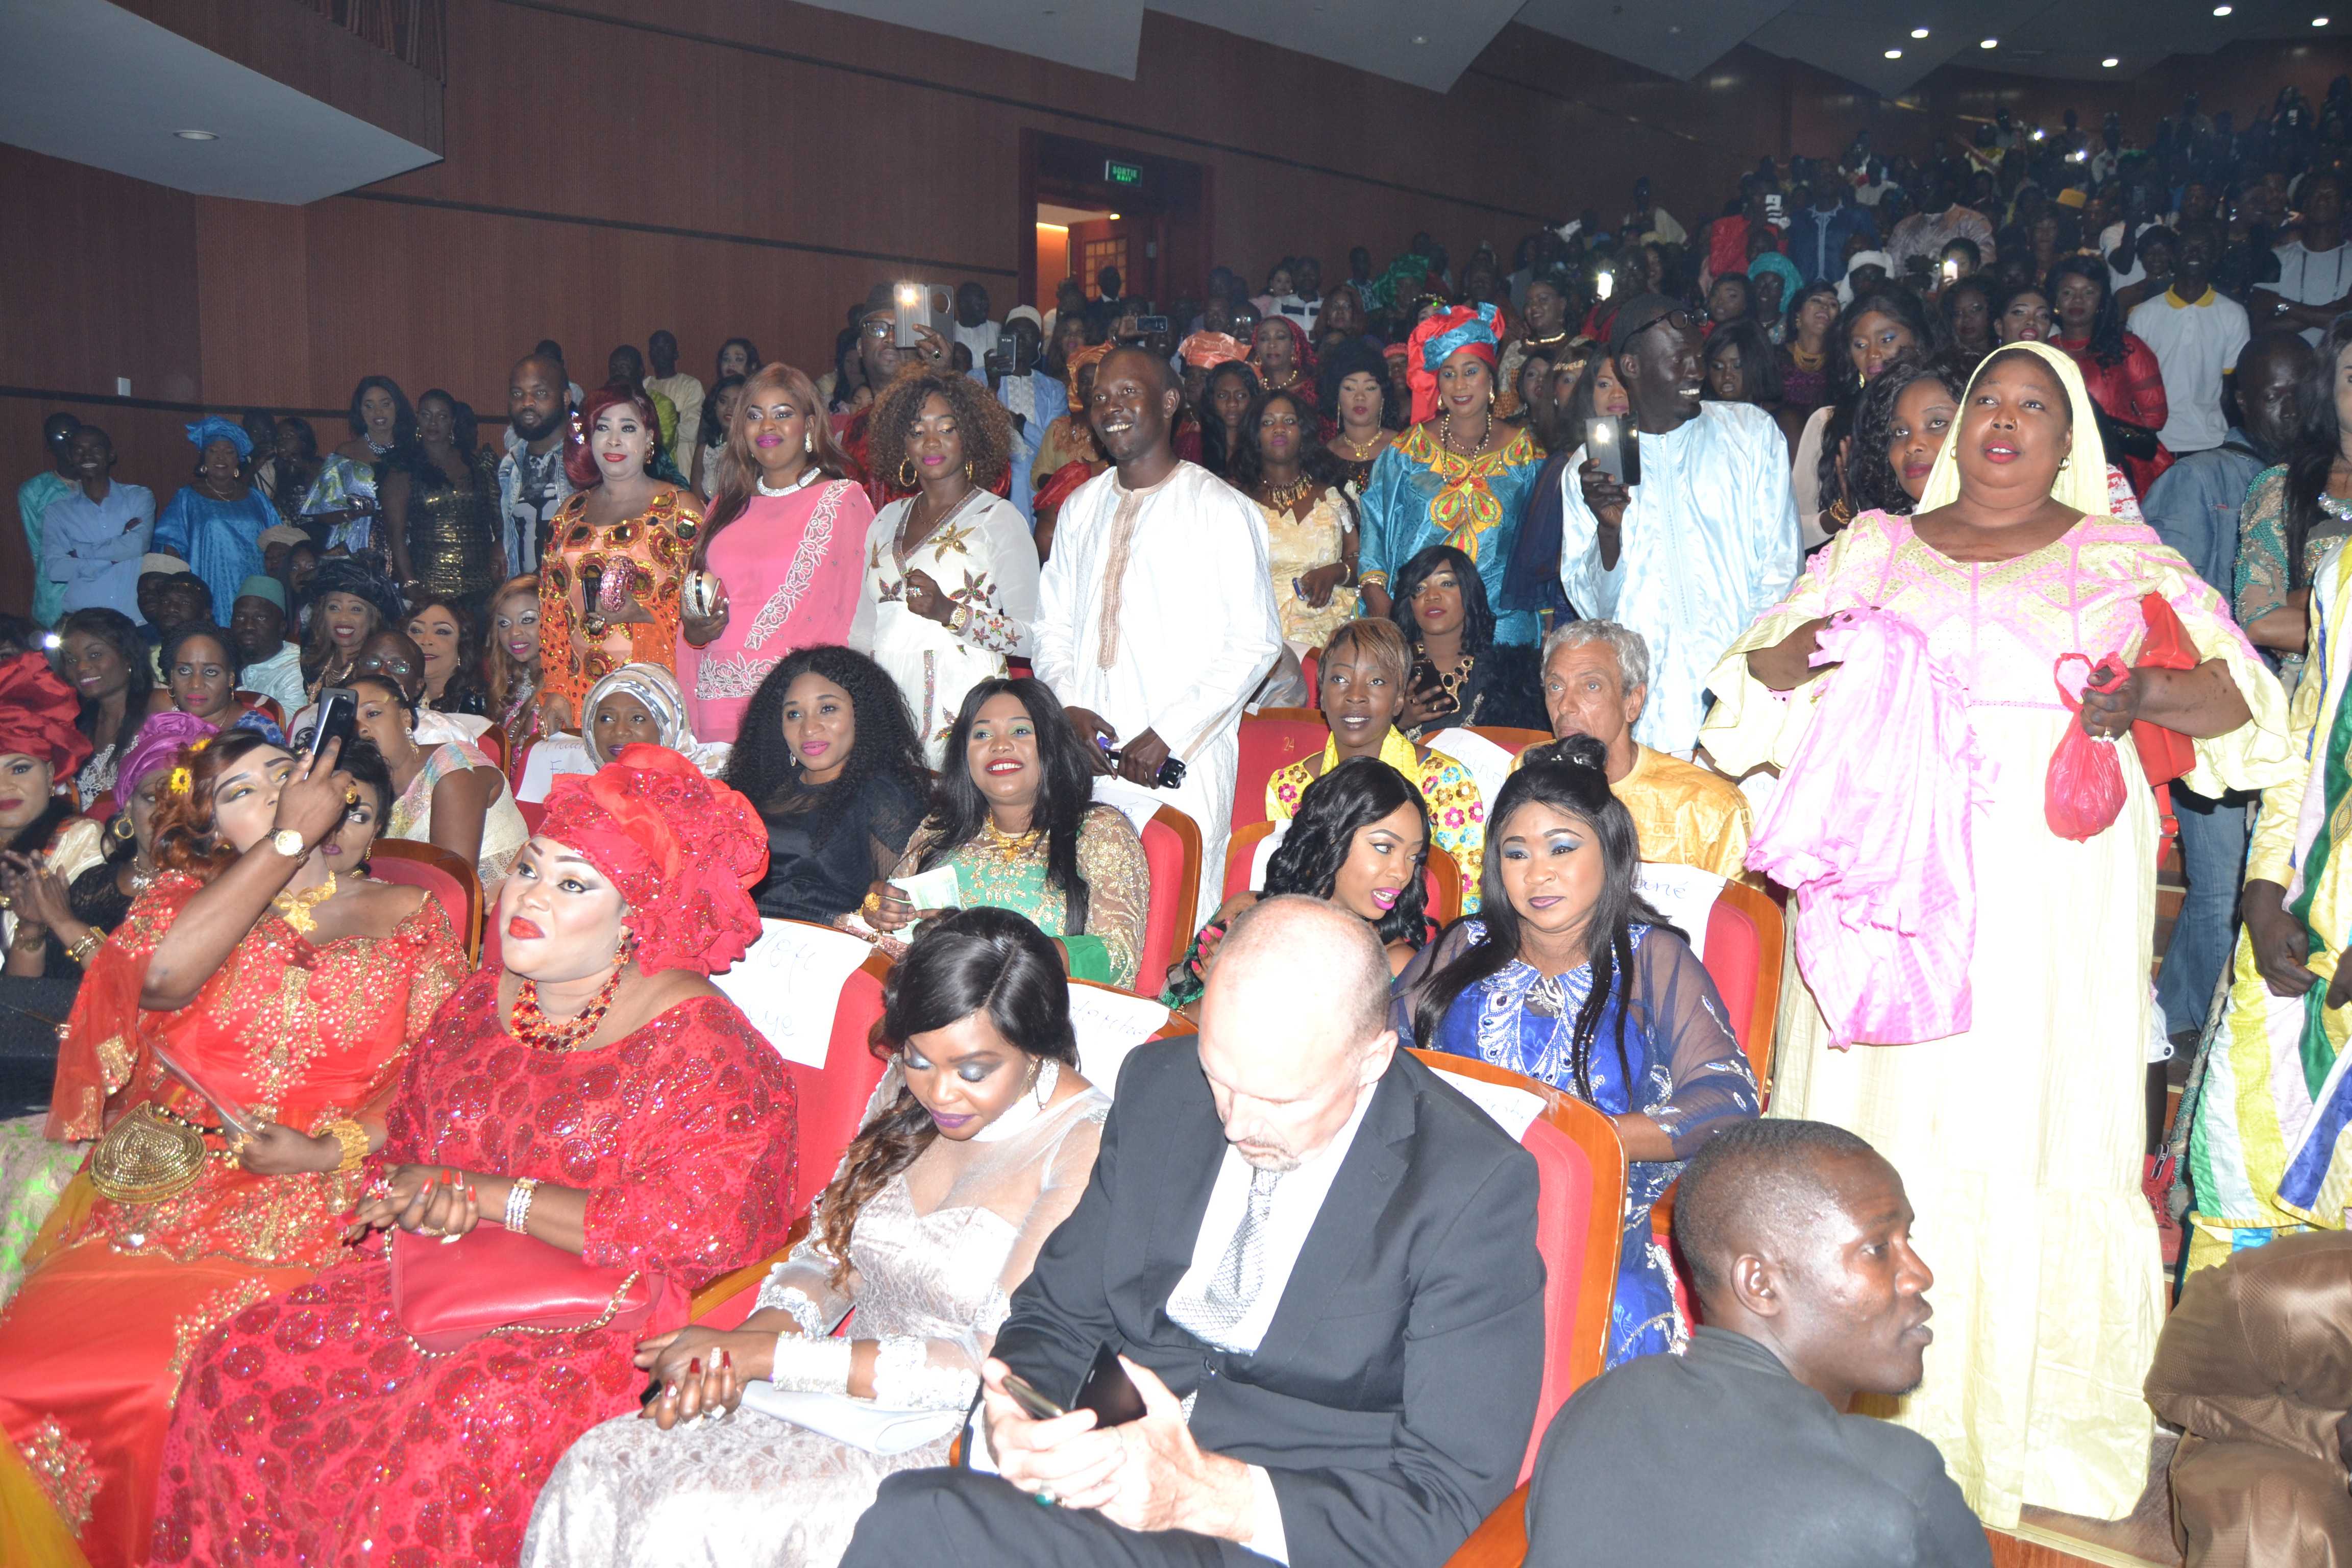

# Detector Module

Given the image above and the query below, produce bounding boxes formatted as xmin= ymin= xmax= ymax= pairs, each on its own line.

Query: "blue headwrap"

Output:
xmin=1417 ymin=303 xmax=1502 ymax=371
xmin=185 ymin=416 xmax=253 ymax=460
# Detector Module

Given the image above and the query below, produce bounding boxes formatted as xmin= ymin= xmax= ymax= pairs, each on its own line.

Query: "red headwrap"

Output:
xmin=1248 ymin=318 xmax=1317 ymax=400
xmin=0 ymin=651 xmax=93 ymax=781
xmin=539 ymin=745 xmax=767 ymax=976
xmin=1404 ymin=304 xmax=1502 ymax=425
xmin=1179 ymin=332 xmax=1247 ymax=370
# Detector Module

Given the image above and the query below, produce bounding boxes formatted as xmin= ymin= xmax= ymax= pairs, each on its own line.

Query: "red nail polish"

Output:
xmin=721 ymin=1350 xmax=732 ymax=1369
xmin=688 ymin=1358 xmax=701 ymax=1375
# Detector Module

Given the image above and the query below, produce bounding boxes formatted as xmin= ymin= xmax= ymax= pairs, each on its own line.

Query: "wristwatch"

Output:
xmin=270 ymin=828 xmax=307 ymax=859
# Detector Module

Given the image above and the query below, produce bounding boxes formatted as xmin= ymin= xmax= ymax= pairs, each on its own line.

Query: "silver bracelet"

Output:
xmin=504 ymin=1177 xmax=538 ymax=1234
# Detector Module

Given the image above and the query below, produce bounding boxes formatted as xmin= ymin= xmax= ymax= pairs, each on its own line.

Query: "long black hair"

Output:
xmin=2046 ymin=255 xmax=2128 ymax=367
xmin=2284 ymin=314 xmax=2352 ymax=592
xmin=699 ymin=373 xmax=746 ymax=450
xmin=722 ymin=646 xmax=928 ymax=838
xmin=812 ymin=906 xmax=1081 ymax=1281
xmin=346 ymin=375 xmax=418 ymax=468
xmin=1846 ymin=357 xmax=1971 ymax=517
xmin=55 ymin=607 xmax=155 ymax=749
xmin=1702 ymin=318 xmax=1783 ymax=404
xmin=918 ymin=677 xmax=1098 ymax=935
xmin=1197 ymin=361 xmax=1263 ymax=479
xmin=1409 ymin=736 xmax=1663 ymax=1103
xmin=1227 ymin=386 xmax=1351 ymax=513
xmin=1387 ymin=544 xmax=1498 ymax=658
xmin=1818 ymin=289 xmax=1950 ymax=512
xmin=1265 ymin=756 xmax=1430 ymax=950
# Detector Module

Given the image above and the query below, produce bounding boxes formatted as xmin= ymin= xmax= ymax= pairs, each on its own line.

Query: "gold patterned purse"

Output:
xmin=87 ymin=1101 xmax=210 ymax=1203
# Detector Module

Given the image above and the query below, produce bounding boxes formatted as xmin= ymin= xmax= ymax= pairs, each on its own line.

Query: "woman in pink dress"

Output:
xmin=679 ymin=363 xmax=873 ymax=743
xmin=150 ymin=746 xmax=796 ymax=1566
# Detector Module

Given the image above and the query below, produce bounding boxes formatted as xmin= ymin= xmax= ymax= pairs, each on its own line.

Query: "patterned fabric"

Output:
xmin=404 ymin=446 xmax=504 ymax=605
xmin=538 ymin=486 xmax=704 ymax=722
xmin=520 ymin=1070 xmax=1106 ymax=1568
xmin=0 ymin=878 xmax=461 ymax=1565
xmin=1265 ymin=727 xmax=1485 ymax=905
xmin=151 ymin=974 xmax=799 ymax=1568
xmin=2236 ymin=465 xmax=2352 ymax=696
xmin=1394 ymin=921 xmax=1755 ymax=1367
xmin=1615 ymin=745 xmax=1757 ymax=885
xmin=886 ymin=806 xmax=1149 ymax=989
xmin=1357 ymin=422 xmax=1547 ymax=647
xmin=1262 ymin=491 xmax=1359 ymax=650
xmin=298 ymin=455 xmax=377 ymax=555
xmin=0 ymin=1118 xmax=81 ymax=1304
xmin=679 ymin=479 xmax=869 ymax=744
xmin=1700 ymin=506 xmax=2294 ymax=1528
xmin=388 ymin=737 xmax=530 ymax=887
xmin=151 ymin=487 xmax=273 ymax=631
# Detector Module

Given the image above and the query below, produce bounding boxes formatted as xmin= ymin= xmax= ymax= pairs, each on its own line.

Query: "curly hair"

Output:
xmin=1845 ymin=357 xmax=1970 ymax=517
xmin=150 ymin=727 xmax=283 ymax=880
xmin=1264 ymin=756 xmax=1430 ymax=950
xmin=1387 ymin=544 xmax=1498 ymax=658
xmin=813 ymin=906 xmax=1080 ymax=1283
xmin=721 ymin=646 xmax=927 ymax=835
xmin=698 ymin=373 xmax=746 ymax=451
xmin=865 ymin=369 xmax=1016 ymax=495
xmin=1227 ymin=387 xmax=1350 ymax=499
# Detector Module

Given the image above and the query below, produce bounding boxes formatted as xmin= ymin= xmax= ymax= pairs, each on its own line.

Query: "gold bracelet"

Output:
xmin=323 ymin=1118 xmax=371 ymax=1172
xmin=67 ymin=931 xmax=104 ymax=966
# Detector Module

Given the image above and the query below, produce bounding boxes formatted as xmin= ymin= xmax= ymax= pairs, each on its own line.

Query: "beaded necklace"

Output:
xmin=511 ymin=964 xmax=626 ymax=1052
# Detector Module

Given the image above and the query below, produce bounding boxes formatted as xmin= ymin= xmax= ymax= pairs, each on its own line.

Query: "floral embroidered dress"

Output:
xmin=678 ymin=477 xmax=871 ymax=744
xmin=0 ymin=876 xmax=462 ymax=1567
xmin=1700 ymin=508 xmax=2294 ymax=1527
xmin=538 ymin=486 xmax=706 ymax=730
xmin=1357 ymin=421 xmax=1548 ymax=646
xmin=1266 ymin=727 xmax=1486 ymax=908
xmin=883 ymin=808 xmax=1149 ymax=989
xmin=1262 ymin=489 xmax=1359 ymax=653
xmin=849 ymin=490 xmax=1037 ymax=768
xmin=1391 ymin=920 xmax=1757 ymax=1368
xmin=2235 ymin=465 xmax=2352 ymax=694
xmin=150 ymin=971 xmax=798 ymax=1568
xmin=386 ymin=737 xmax=531 ymax=889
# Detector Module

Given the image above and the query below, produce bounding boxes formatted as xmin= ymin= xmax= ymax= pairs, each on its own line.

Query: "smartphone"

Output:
xmin=1594 ymin=268 xmax=1615 ymax=301
xmin=1000 ymin=1373 xmax=1065 ymax=1421
xmin=1941 ymin=256 xmax=1960 ymax=282
xmin=309 ymin=687 xmax=357 ymax=762
xmin=1072 ymin=1343 xmax=1146 ymax=1427
xmin=1586 ymin=415 xmax=1639 ymax=486
xmin=1135 ymin=315 xmax=1169 ymax=335
xmin=1764 ymin=192 xmax=1783 ymax=218
xmin=892 ymin=281 xmax=928 ymax=349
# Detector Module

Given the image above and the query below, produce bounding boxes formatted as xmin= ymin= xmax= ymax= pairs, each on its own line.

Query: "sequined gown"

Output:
xmin=149 ymin=970 xmax=798 ymax=1567
xmin=538 ymin=485 xmax=706 ymax=724
xmin=0 ymin=876 xmax=462 ymax=1568
xmin=405 ymin=448 xmax=503 ymax=608
xmin=521 ymin=1069 xmax=1109 ymax=1568
xmin=1262 ymin=489 xmax=1359 ymax=652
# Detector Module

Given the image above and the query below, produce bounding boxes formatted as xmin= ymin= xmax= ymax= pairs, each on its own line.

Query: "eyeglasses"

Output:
xmin=861 ymin=321 xmax=895 ymax=339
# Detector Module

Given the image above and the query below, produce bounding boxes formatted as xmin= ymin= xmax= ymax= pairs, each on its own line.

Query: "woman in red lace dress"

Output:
xmin=151 ymin=745 xmax=794 ymax=1567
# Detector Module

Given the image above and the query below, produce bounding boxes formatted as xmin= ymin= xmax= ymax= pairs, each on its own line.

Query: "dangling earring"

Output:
xmin=614 ymin=930 xmax=633 ymax=964
xmin=111 ymin=813 xmax=135 ymax=845
xmin=898 ymin=458 xmax=918 ymax=488
xmin=804 ymin=432 xmax=814 ymax=455
xmin=964 ymin=461 xmax=974 ymax=483
xmin=1033 ymin=1057 xmax=1060 ymax=1109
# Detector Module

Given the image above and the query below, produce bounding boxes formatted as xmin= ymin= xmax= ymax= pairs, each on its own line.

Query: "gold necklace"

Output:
xmin=1338 ymin=431 xmax=1384 ymax=460
xmin=1261 ymin=367 xmax=1298 ymax=390
xmin=1263 ymin=477 xmax=1315 ymax=511
xmin=272 ymin=871 xmax=336 ymax=936
xmin=1522 ymin=328 xmax=1569 ymax=350
xmin=983 ymin=818 xmax=1042 ymax=853
xmin=1437 ymin=407 xmax=1493 ymax=461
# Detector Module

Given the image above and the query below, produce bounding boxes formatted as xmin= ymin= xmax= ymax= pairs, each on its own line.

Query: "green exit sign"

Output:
xmin=1105 ymin=160 xmax=1142 ymax=186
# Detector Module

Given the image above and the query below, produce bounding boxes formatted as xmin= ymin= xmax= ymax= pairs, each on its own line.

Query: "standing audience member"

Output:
xmin=152 ymin=419 xmax=273 ymax=637
xmin=1943 ymin=276 xmax=1997 ymax=369
xmin=227 ymin=577 xmax=305 ymax=716
xmin=306 ymin=376 xmax=412 ymax=558
xmin=839 ymin=895 xmax=1543 ymax=1568
xmin=950 ymin=280 xmax=1001 ymax=367
xmin=262 ymin=419 xmax=324 ymax=529
xmin=2130 ymin=221 xmax=2252 ymax=462
xmin=989 ymin=305 xmax=1059 ymax=522
xmin=1035 ymin=346 xmax=1281 ymax=926
xmin=716 ymin=336 xmax=758 ymax=383
xmin=1233 ymin=388 xmax=1360 ymax=654
xmin=1191 ymin=356 xmax=1258 ymax=481
xmin=1526 ymin=1120 xmax=1990 ymax=1568
xmin=851 ymin=370 xmax=1034 ymax=764
xmin=679 ymin=364 xmax=869 ymax=745
xmin=693 ymin=373 xmax=746 ymax=496
xmin=18 ymin=412 xmax=79 ymax=628
xmin=497 ymin=354 xmax=575 ymax=577
xmin=43 ymin=427 xmax=153 ymax=623
xmin=1561 ymin=296 xmax=1799 ymax=753
xmin=1320 ymin=337 xmax=1400 ymax=487
xmin=2253 ymin=166 xmax=2352 ymax=341
xmin=385 ymin=389 xmax=502 ymax=610
xmin=2236 ymin=319 xmax=2352 ymax=681
xmin=645 ymin=329 xmax=705 ymax=477
xmin=1887 ymin=168 xmax=1996 ymax=279
xmin=1788 ymin=179 xmax=1877 ymax=285
xmin=1704 ymin=344 xmax=2290 ymax=1529
xmin=56 ymin=608 xmax=166 ymax=810
xmin=609 ymin=343 xmax=681 ymax=470
xmin=2050 ymin=256 xmax=2172 ymax=498
xmin=1779 ymin=282 xmax=1841 ymax=411
xmin=484 ymin=574 xmax=544 ymax=769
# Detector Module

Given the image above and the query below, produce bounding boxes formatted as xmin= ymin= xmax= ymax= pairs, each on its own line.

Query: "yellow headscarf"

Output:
xmin=1914 ymin=340 xmax=2113 ymax=518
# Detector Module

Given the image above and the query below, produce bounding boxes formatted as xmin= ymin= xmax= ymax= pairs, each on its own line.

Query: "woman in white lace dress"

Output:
xmin=520 ymin=906 xmax=1108 ymax=1568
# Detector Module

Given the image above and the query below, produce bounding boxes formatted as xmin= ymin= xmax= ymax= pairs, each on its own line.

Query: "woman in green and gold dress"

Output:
xmin=382 ymin=390 xmax=502 ymax=612
xmin=866 ymin=677 xmax=1148 ymax=989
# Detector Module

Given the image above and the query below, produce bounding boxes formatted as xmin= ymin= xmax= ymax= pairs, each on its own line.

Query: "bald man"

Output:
xmin=1525 ymin=1119 xmax=1988 ymax=1566
xmin=1035 ymin=345 xmax=1282 ymax=926
xmin=497 ymin=353 xmax=575 ymax=575
xmin=843 ymin=895 xmax=1544 ymax=1568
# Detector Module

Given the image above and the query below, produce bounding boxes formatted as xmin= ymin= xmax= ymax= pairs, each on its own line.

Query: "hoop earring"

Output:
xmin=898 ymin=459 xmax=918 ymax=488
xmin=111 ymin=813 xmax=136 ymax=845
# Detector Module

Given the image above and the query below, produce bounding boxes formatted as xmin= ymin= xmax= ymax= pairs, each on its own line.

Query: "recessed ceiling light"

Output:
xmin=2102 ymin=55 xmax=2120 ymax=65
xmin=173 ymin=129 xmax=217 ymax=141
xmin=1411 ymin=33 xmax=1427 ymax=42
xmin=1884 ymin=47 xmax=1903 ymax=57
xmin=2316 ymin=15 xmax=2332 ymax=23
xmin=1979 ymin=36 xmax=1998 ymax=47
xmin=1910 ymin=26 xmax=1929 ymax=37
xmin=2213 ymin=4 xmax=2232 ymax=12
xmin=1108 ymin=213 xmax=1120 ymax=220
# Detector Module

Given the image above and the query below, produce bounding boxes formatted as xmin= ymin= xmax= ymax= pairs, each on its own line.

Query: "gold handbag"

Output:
xmin=87 ymin=1101 xmax=210 ymax=1203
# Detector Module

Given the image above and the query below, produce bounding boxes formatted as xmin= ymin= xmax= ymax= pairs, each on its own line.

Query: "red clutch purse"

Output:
xmin=388 ymin=1223 xmax=655 ymax=1354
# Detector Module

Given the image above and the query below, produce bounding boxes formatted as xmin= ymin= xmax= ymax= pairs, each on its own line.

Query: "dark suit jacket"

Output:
xmin=993 ymin=1040 xmax=1544 ymax=1568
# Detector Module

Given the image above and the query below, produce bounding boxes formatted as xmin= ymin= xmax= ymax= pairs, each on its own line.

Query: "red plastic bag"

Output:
xmin=2046 ymin=654 xmax=2127 ymax=841
xmin=2127 ymin=592 xmax=2199 ymax=786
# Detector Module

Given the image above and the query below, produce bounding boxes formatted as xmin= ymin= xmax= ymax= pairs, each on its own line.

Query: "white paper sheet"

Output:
xmin=710 ymin=920 xmax=874 ymax=1068
xmin=1066 ymin=983 xmax=1172 ymax=1096
xmin=1633 ymin=863 xmax=1726 ymax=963
xmin=1426 ymin=1071 xmax=1546 ymax=1142
xmin=1423 ymin=727 xmax=1519 ymax=815
xmin=738 ymin=1383 xmax=964 ymax=1454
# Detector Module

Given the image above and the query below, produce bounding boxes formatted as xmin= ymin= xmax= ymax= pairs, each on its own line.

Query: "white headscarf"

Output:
xmin=580 ymin=662 xmax=730 ymax=775
xmin=1914 ymin=340 xmax=2113 ymax=519
xmin=1836 ymin=250 xmax=1896 ymax=306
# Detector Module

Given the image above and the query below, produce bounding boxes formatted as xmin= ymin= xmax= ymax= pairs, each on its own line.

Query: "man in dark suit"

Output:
xmin=840 ymin=895 xmax=1544 ymax=1568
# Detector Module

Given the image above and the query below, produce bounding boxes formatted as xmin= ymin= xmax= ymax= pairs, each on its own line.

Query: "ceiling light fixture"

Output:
xmin=2102 ymin=55 xmax=2120 ymax=65
xmin=2213 ymin=4 xmax=2232 ymax=11
xmin=173 ymin=129 xmax=217 ymax=141
xmin=1910 ymin=26 xmax=1929 ymax=36
xmin=2317 ymin=15 xmax=2332 ymax=23
xmin=1411 ymin=33 xmax=1427 ymax=42
xmin=1979 ymin=36 xmax=1998 ymax=47
xmin=1885 ymin=47 xmax=1902 ymax=57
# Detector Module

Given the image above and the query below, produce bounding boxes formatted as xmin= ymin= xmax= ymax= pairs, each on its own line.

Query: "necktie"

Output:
xmin=1195 ymin=1166 xmax=1283 ymax=1341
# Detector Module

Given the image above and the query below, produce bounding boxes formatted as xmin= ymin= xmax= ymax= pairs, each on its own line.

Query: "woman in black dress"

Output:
xmin=1384 ymin=544 xmax=1544 ymax=740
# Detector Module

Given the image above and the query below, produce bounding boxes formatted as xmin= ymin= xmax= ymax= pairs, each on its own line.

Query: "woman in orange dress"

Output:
xmin=539 ymin=386 xmax=707 ymax=732
xmin=0 ymin=728 xmax=463 ymax=1566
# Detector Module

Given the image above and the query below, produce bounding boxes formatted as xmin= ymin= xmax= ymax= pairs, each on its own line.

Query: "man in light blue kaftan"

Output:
xmin=1559 ymin=297 xmax=1799 ymax=754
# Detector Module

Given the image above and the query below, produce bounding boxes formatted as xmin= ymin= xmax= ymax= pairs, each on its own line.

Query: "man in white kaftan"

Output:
xmin=1559 ymin=296 xmax=1798 ymax=754
xmin=1035 ymin=347 xmax=1282 ymax=930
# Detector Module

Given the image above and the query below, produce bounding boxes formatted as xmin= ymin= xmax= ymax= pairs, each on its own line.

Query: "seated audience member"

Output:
xmin=1385 ymin=544 xmax=1544 ymax=740
xmin=1267 ymin=617 xmax=1485 ymax=901
xmin=154 ymin=416 xmax=275 ymax=630
xmin=1394 ymin=738 xmax=1759 ymax=1365
xmin=227 ymin=576 xmax=305 ymax=715
xmin=136 ymin=562 xmax=214 ymax=649
xmin=405 ymin=593 xmax=492 ymax=718
xmin=155 ymin=747 xmax=793 ymax=1567
xmin=2145 ymin=1230 xmax=2352 ymax=1566
xmin=163 ymin=623 xmax=284 ymax=743
xmin=580 ymin=662 xmax=727 ymax=774
xmin=839 ymin=895 xmax=1544 ymax=1568
xmin=868 ymin=678 xmax=1148 ymax=989
xmin=342 ymin=670 xmax=528 ymax=886
xmin=486 ymin=573 xmax=545 ymax=767
xmin=523 ymin=907 xmax=1111 ymax=1568
xmin=1525 ymin=1118 xmax=1990 ymax=1567
xmin=0 ymin=651 xmax=102 ymax=983
xmin=724 ymin=645 xmax=928 ymax=926
xmin=57 ymin=607 xmax=169 ymax=810
xmin=4 ymin=727 xmax=463 ymax=1566
xmin=1165 ymin=755 xmax=1430 ymax=1015
xmin=298 ymin=556 xmax=405 ymax=702
xmin=1540 ymin=620 xmax=1756 ymax=884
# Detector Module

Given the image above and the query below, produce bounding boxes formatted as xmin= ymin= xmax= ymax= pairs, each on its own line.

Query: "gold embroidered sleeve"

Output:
xmin=400 ymin=895 xmax=467 ymax=1044
xmin=1075 ymin=806 xmax=1151 ymax=989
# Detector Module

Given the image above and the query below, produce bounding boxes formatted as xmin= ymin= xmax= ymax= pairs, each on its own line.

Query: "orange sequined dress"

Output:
xmin=150 ymin=969 xmax=798 ymax=1567
xmin=0 ymin=875 xmax=463 ymax=1568
xmin=537 ymin=486 xmax=704 ymax=722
